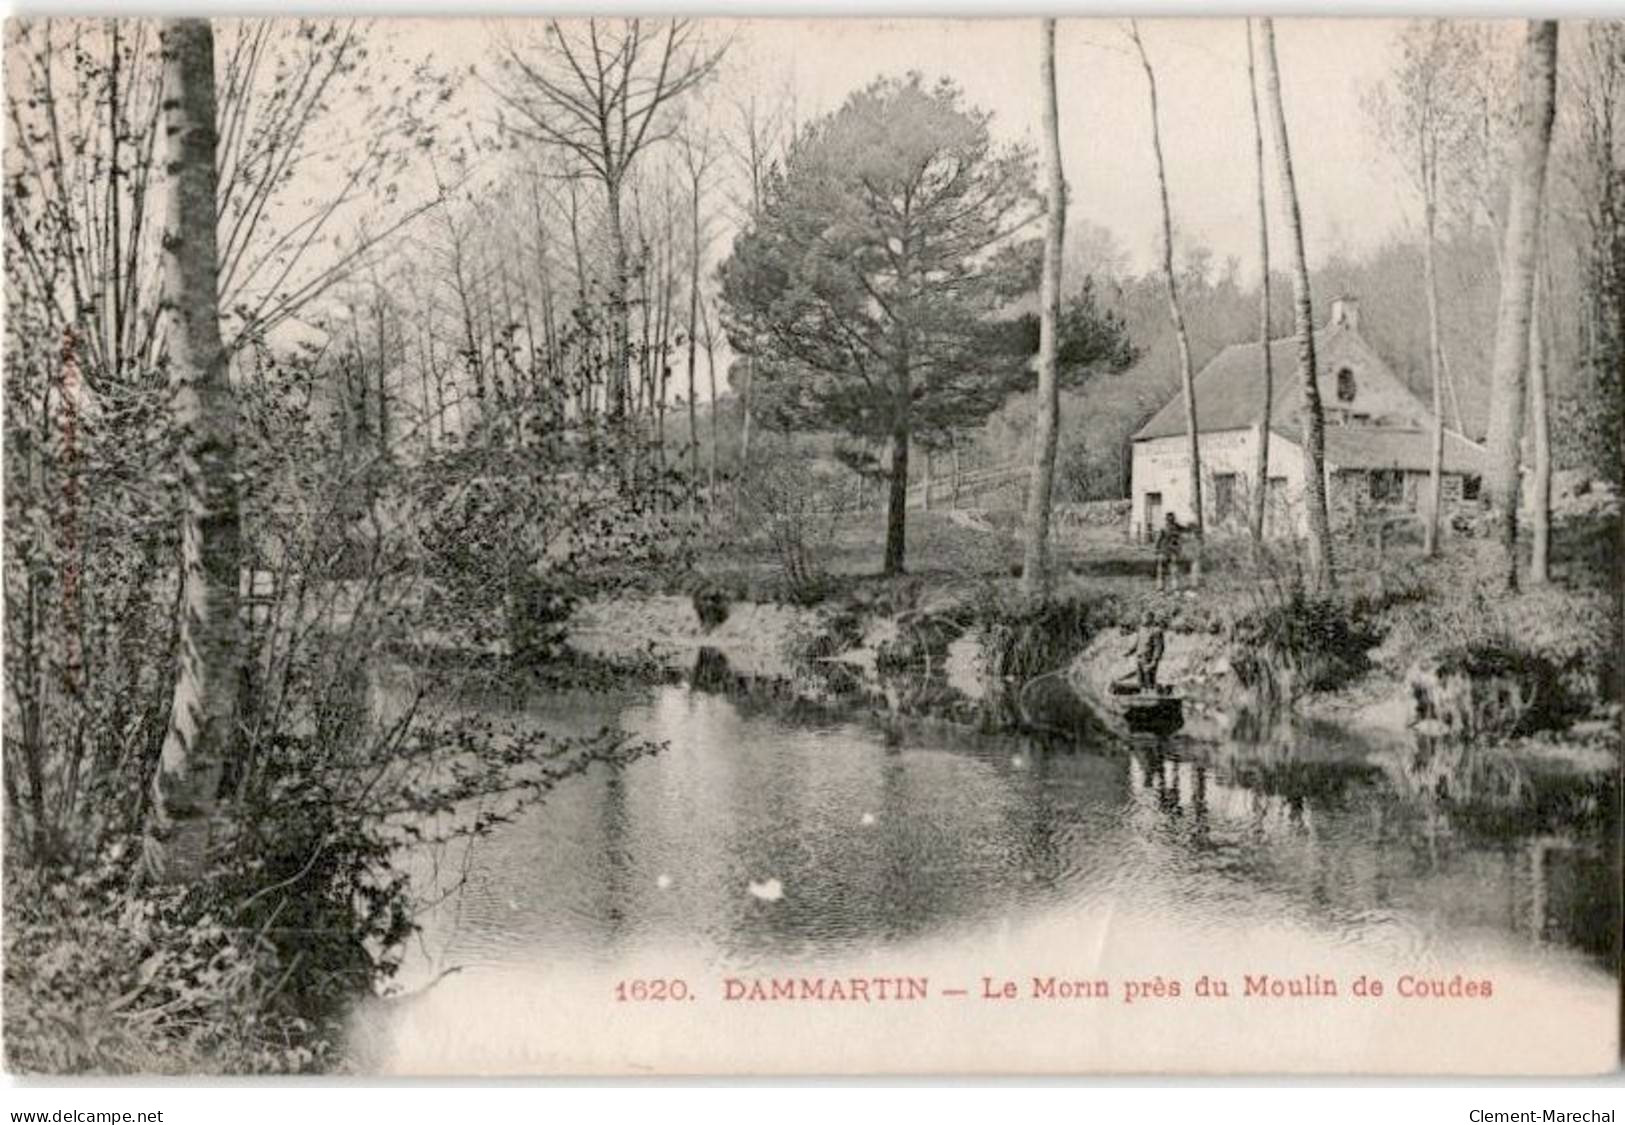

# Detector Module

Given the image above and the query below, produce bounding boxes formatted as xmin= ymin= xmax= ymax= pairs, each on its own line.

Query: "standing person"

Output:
xmin=1119 ymin=610 xmax=1167 ymax=692
xmin=1155 ymin=512 xmax=1184 ymax=591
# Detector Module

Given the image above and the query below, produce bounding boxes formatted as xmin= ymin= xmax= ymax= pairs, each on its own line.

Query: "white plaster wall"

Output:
xmin=1129 ymin=427 xmax=1308 ymax=539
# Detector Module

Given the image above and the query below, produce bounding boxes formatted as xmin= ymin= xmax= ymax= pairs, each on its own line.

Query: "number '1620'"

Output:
xmin=613 ymin=978 xmax=691 ymax=1001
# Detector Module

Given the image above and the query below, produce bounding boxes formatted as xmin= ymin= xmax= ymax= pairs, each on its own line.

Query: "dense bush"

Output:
xmin=413 ymin=430 xmax=691 ymax=657
xmin=5 ymin=851 xmax=326 ymax=1075
xmin=734 ymin=448 xmax=857 ymax=603
xmin=3 ymin=321 xmax=681 ymax=1072
xmin=1228 ymin=590 xmax=1381 ymax=704
xmin=1408 ymin=642 xmax=1579 ymax=738
xmin=783 ymin=607 xmax=866 ymax=666
xmin=975 ymin=591 xmax=1117 ymax=683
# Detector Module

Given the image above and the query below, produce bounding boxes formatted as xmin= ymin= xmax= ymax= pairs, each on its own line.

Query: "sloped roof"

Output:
xmin=1316 ymin=426 xmax=1488 ymax=475
xmin=1135 ymin=334 xmax=1307 ymax=439
xmin=1133 ymin=321 xmax=1424 ymax=440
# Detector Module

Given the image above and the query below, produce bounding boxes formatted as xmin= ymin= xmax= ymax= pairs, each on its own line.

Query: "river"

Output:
xmin=357 ymin=656 xmax=1619 ymax=1075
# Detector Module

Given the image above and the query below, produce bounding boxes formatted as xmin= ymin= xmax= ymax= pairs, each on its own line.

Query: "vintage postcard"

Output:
xmin=2 ymin=15 xmax=1620 ymax=1077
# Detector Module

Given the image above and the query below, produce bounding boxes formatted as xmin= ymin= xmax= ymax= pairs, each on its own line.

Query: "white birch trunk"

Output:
xmin=146 ymin=18 xmax=240 ymax=884
xmin=1132 ymin=22 xmax=1204 ymax=581
xmin=1022 ymin=17 xmax=1065 ymax=599
xmin=1246 ymin=20 xmax=1274 ymax=546
xmin=1260 ymin=18 xmax=1335 ymax=588
xmin=1484 ymin=21 xmax=1559 ymax=591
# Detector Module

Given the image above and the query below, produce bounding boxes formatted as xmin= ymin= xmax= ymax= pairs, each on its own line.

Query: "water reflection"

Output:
xmin=399 ymin=670 xmax=1618 ymax=993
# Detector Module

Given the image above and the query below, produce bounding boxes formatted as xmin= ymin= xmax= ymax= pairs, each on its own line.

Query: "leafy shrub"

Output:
xmin=976 ymin=592 xmax=1116 ymax=683
xmin=689 ymin=579 xmax=733 ymax=630
xmin=413 ymin=436 xmax=690 ymax=655
xmin=1228 ymin=590 xmax=1380 ymax=704
xmin=873 ymin=611 xmax=965 ymax=679
xmin=1496 ymin=588 xmax=1618 ymax=703
xmin=4 ymin=331 xmax=681 ymax=1073
xmin=507 ymin=573 xmax=578 ymax=663
xmin=783 ymin=607 xmax=865 ymax=666
xmin=5 ymin=842 xmax=342 ymax=1075
xmin=1409 ymin=642 xmax=1576 ymax=738
xmin=734 ymin=451 xmax=856 ymax=602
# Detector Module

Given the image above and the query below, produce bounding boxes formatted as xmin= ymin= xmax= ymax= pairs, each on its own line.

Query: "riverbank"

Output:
xmin=563 ymin=530 xmax=1621 ymax=779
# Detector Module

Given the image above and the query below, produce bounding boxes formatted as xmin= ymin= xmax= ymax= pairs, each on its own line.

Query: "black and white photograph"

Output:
xmin=2 ymin=13 xmax=1621 ymax=1078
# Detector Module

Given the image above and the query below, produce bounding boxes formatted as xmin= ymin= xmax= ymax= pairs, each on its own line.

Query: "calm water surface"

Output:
xmin=372 ymin=661 xmax=1619 ymax=1073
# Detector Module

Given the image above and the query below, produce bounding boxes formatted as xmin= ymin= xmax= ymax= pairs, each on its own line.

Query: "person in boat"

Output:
xmin=1119 ymin=610 xmax=1166 ymax=693
xmin=1154 ymin=512 xmax=1184 ymax=592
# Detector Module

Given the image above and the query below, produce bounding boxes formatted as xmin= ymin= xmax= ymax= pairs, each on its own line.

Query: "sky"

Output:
xmin=736 ymin=17 xmax=1419 ymax=280
xmin=253 ymin=14 xmax=1533 ymax=384
xmin=404 ymin=16 xmax=1514 ymax=285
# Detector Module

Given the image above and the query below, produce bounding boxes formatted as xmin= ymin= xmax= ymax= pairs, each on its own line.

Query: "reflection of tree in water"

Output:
xmin=515 ymin=667 xmax=1615 ymax=973
xmin=692 ymin=645 xmax=863 ymax=711
xmin=716 ymin=717 xmax=1137 ymax=959
xmin=1135 ymin=743 xmax=1405 ymax=928
xmin=1011 ymin=743 xmax=1063 ymax=890
xmin=597 ymin=769 xmax=631 ymax=950
xmin=687 ymin=646 xmax=1060 ymax=958
xmin=1143 ymin=746 xmax=1184 ymax=819
xmin=1527 ymin=834 xmax=1619 ymax=959
xmin=876 ymin=745 xmax=918 ymax=930
xmin=690 ymin=646 xmax=739 ymax=694
xmin=984 ymin=739 xmax=1135 ymax=919
xmin=1132 ymin=719 xmax=1620 ymax=969
xmin=1190 ymin=762 xmax=1210 ymax=843
xmin=866 ymin=737 xmax=1081 ymax=944
xmin=1382 ymin=731 xmax=1530 ymax=807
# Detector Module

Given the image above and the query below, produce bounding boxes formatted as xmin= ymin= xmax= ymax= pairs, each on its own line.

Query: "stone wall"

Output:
xmin=1054 ymin=499 xmax=1132 ymax=533
xmin=1329 ymin=468 xmax=1482 ymax=530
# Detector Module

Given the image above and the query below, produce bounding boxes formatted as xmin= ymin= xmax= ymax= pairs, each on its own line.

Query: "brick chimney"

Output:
xmin=1330 ymin=296 xmax=1360 ymax=332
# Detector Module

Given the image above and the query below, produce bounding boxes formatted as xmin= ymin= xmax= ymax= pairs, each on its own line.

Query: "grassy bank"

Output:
xmin=677 ymin=503 xmax=1620 ymax=747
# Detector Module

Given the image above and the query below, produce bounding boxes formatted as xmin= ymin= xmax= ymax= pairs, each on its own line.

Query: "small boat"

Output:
xmin=1074 ymin=676 xmax=1186 ymax=739
xmin=1016 ymin=670 xmax=1185 ymax=741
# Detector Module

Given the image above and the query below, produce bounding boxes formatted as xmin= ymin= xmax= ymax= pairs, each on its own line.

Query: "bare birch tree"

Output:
xmin=1366 ymin=20 xmax=1475 ymax=558
xmin=3 ymin=20 xmax=453 ymax=389
xmin=491 ymin=19 xmax=725 ymax=427
xmin=1484 ymin=20 xmax=1559 ymax=591
xmin=1021 ymin=18 xmax=1065 ymax=600
xmin=1259 ymin=18 xmax=1335 ymax=588
xmin=677 ymin=117 xmax=719 ymax=515
xmin=1529 ymin=259 xmax=1553 ymax=585
xmin=1130 ymin=21 xmax=1203 ymax=579
xmin=1246 ymin=19 xmax=1275 ymax=545
xmin=145 ymin=18 xmax=239 ymax=883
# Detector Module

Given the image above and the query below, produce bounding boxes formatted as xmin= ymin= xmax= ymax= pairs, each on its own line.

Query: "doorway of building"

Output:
xmin=1144 ymin=492 xmax=1162 ymax=542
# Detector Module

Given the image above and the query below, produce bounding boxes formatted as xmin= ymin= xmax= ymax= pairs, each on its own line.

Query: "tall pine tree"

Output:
xmin=721 ymin=75 xmax=1039 ymax=575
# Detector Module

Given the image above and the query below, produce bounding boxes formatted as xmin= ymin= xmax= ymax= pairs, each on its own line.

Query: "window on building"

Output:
xmin=1369 ymin=469 xmax=1403 ymax=503
xmin=1212 ymin=473 xmax=1238 ymax=522
xmin=1336 ymin=367 xmax=1357 ymax=402
xmin=1462 ymin=474 xmax=1482 ymax=501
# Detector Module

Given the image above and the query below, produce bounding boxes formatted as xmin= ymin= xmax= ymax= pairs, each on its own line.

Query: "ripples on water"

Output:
xmin=353 ymin=660 xmax=1622 ymax=1074
xmin=399 ymin=671 xmax=1618 ymax=984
